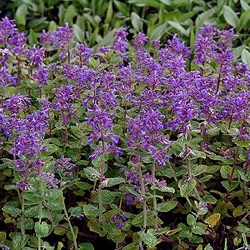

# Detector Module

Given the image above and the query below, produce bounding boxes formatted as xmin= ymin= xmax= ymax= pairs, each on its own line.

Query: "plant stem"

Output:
xmin=152 ymin=160 xmax=158 ymax=230
xmin=17 ymin=190 xmax=25 ymax=236
xmin=62 ymin=196 xmax=78 ymax=249
xmin=229 ymin=146 xmax=239 ymax=184
xmin=138 ymin=164 xmax=147 ymax=230
xmin=37 ymin=183 xmax=43 ymax=250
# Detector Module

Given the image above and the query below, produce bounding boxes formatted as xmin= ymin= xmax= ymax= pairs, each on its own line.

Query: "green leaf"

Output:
xmin=34 ymin=221 xmax=51 ymax=237
xmin=157 ymin=201 xmax=178 ymax=213
xmin=122 ymin=242 xmax=139 ymax=250
xmin=70 ymin=126 xmax=82 ymax=138
xmin=11 ymin=233 xmax=29 ymax=250
xmin=24 ymin=192 xmax=42 ymax=203
xmin=239 ymin=10 xmax=250 ymax=31
xmin=15 ymin=4 xmax=28 ymax=26
xmin=93 ymin=190 xmax=116 ymax=204
xmin=221 ymin=180 xmax=239 ymax=191
xmin=82 ymin=205 xmax=102 ymax=218
xmin=57 ymin=242 xmax=64 ymax=250
xmin=220 ymin=165 xmax=232 ymax=179
xmin=150 ymin=22 xmax=168 ymax=40
xmin=17 ymin=218 xmax=34 ymax=230
xmin=204 ymin=243 xmax=213 ymax=250
xmin=82 ymin=167 xmax=100 ymax=181
xmin=234 ymin=138 xmax=250 ymax=147
xmin=168 ymin=21 xmax=189 ymax=36
xmin=128 ymin=0 xmax=161 ymax=8
xmin=88 ymin=219 xmax=106 ymax=236
xmin=43 ymin=144 xmax=59 ymax=156
xmin=54 ymin=223 xmax=69 ymax=235
xmin=151 ymin=185 xmax=175 ymax=193
xmin=237 ymin=170 xmax=250 ymax=181
xmin=187 ymin=214 xmax=196 ymax=226
xmin=131 ymin=12 xmax=143 ymax=31
xmin=204 ymin=213 xmax=221 ymax=228
xmin=195 ymin=7 xmax=216 ymax=28
xmin=58 ymin=4 xmax=66 ymax=25
xmin=48 ymin=21 xmax=57 ymax=31
xmin=64 ymin=5 xmax=76 ymax=25
xmin=105 ymin=177 xmax=125 ymax=187
xmin=137 ymin=231 xmax=158 ymax=248
xmin=105 ymin=1 xmax=113 ymax=23
xmin=114 ymin=1 xmax=129 ymax=16
xmin=192 ymin=164 xmax=207 ymax=176
xmin=190 ymin=150 xmax=206 ymax=160
xmin=75 ymin=181 xmax=92 ymax=190
xmin=79 ymin=243 xmax=94 ymax=250
xmin=233 ymin=205 xmax=246 ymax=217
xmin=203 ymin=194 xmax=217 ymax=204
xmin=44 ymin=189 xmax=63 ymax=201
xmin=28 ymin=29 xmax=38 ymax=45
xmin=241 ymin=0 xmax=250 ymax=10
xmin=178 ymin=178 xmax=197 ymax=197
xmin=2 ymin=205 xmax=22 ymax=217
xmin=192 ymin=223 xmax=206 ymax=235
xmin=223 ymin=5 xmax=240 ymax=28
xmin=66 ymin=226 xmax=78 ymax=242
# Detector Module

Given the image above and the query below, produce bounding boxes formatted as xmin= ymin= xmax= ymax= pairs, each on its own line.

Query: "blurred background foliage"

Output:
xmin=1 ymin=0 xmax=250 ymax=62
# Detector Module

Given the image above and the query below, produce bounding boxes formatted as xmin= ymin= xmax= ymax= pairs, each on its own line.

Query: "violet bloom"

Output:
xmin=36 ymin=172 xmax=59 ymax=189
xmin=221 ymin=90 xmax=250 ymax=122
xmin=33 ymin=66 xmax=49 ymax=86
xmin=55 ymin=156 xmax=76 ymax=177
xmin=26 ymin=46 xmax=45 ymax=67
xmin=4 ymin=94 xmax=31 ymax=116
xmin=127 ymin=108 xmax=170 ymax=165
xmin=194 ymin=24 xmax=217 ymax=65
xmin=0 ymin=17 xmax=17 ymax=44
xmin=87 ymin=104 xmax=121 ymax=159
xmin=0 ymin=67 xmax=17 ymax=87
xmin=16 ymin=181 xmax=31 ymax=191
xmin=53 ymin=85 xmax=76 ymax=124
xmin=112 ymin=28 xmax=128 ymax=60
xmin=74 ymin=44 xmax=93 ymax=64
xmin=133 ymin=32 xmax=149 ymax=50
xmin=8 ymin=32 xmax=26 ymax=55
xmin=113 ymin=28 xmax=128 ymax=53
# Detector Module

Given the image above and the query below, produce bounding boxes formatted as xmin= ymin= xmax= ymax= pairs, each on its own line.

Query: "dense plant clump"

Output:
xmin=0 ymin=17 xmax=249 ymax=250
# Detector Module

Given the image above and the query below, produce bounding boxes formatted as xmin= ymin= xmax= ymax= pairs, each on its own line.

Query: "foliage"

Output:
xmin=0 ymin=17 xmax=249 ymax=250
xmin=2 ymin=0 xmax=250 ymax=51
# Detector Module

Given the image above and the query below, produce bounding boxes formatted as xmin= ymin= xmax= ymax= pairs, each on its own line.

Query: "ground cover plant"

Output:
xmin=0 ymin=17 xmax=249 ymax=250
xmin=3 ymin=0 xmax=250 ymax=53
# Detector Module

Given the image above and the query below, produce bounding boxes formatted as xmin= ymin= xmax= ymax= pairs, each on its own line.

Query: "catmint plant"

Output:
xmin=0 ymin=17 xmax=249 ymax=250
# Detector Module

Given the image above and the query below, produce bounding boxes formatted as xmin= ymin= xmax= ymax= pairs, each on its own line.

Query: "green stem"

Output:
xmin=152 ymin=160 xmax=158 ymax=230
xmin=138 ymin=165 xmax=147 ymax=230
xmin=37 ymin=183 xmax=43 ymax=250
xmin=229 ymin=146 xmax=239 ymax=184
xmin=17 ymin=190 xmax=25 ymax=235
xmin=62 ymin=196 xmax=78 ymax=249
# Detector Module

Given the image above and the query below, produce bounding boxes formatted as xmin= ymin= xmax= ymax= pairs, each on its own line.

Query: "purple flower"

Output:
xmin=74 ymin=44 xmax=92 ymax=64
xmin=0 ymin=17 xmax=17 ymax=44
xmin=0 ymin=67 xmax=17 ymax=86
xmin=33 ymin=66 xmax=49 ymax=86
xmin=16 ymin=181 xmax=31 ymax=191
xmin=8 ymin=32 xmax=26 ymax=55
xmin=4 ymin=94 xmax=31 ymax=115
xmin=112 ymin=28 xmax=128 ymax=60
xmin=55 ymin=156 xmax=76 ymax=177
xmin=36 ymin=172 xmax=59 ymax=189
xmin=194 ymin=23 xmax=217 ymax=65
xmin=26 ymin=46 xmax=45 ymax=67
xmin=133 ymin=33 xmax=149 ymax=50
